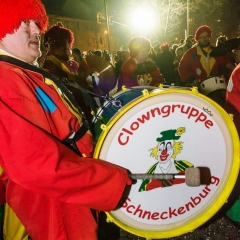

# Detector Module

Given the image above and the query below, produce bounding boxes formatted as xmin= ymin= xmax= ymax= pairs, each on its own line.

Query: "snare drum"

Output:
xmin=94 ymin=88 xmax=239 ymax=239
xmin=198 ymin=76 xmax=227 ymax=107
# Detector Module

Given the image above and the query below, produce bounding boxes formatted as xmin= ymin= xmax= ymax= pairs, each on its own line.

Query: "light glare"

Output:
xmin=129 ymin=6 xmax=157 ymax=34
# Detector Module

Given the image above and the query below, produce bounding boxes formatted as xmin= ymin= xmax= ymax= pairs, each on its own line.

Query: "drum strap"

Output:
xmin=0 ymin=55 xmax=92 ymax=155
xmin=63 ymin=122 xmax=89 ymax=156
xmin=63 ymin=80 xmax=112 ymax=106
xmin=0 ymin=55 xmax=98 ymax=113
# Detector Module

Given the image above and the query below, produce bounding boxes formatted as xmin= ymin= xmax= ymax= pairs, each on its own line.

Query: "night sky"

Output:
xmin=41 ymin=0 xmax=126 ymax=22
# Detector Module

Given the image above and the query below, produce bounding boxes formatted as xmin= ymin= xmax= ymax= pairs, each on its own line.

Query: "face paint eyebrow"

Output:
xmin=159 ymin=142 xmax=165 ymax=150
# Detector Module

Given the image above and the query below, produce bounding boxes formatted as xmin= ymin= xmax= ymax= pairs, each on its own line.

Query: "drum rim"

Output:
xmin=94 ymin=89 xmax=240 ymax=239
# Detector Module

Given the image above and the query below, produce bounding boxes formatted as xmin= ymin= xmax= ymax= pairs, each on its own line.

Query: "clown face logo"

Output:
xmin=139 ymin=127 xmax=194 ymax=192
xmin=137 ymin=74 xmax=152 ymax=86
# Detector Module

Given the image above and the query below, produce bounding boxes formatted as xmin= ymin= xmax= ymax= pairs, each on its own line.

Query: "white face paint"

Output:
xmin=157 ymin=140 xmax=174 ymax=164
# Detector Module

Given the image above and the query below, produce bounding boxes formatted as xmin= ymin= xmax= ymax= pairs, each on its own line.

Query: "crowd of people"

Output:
xmin=114 ymin=27 xmax=238 ymax=89
xmin=0 ymin=0 xmax=240 ymax=239
xmin=86 ymin=25 xmax=240 ymax=111
xmin=70 ymin=27 xmax=239 ymax=95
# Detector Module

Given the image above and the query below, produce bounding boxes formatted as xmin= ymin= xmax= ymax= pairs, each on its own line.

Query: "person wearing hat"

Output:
xmin=72 ymin=47 xmax=84 ymax=64
xmin=117 ymin=36 xmax=164 ymax=91
xmin=0 ymin=1 xmax=132 ymax=240
xmin=224 ymin=47 xmax=240 ymax=230
xmin=138 ymin=127 xmax=194 ymax=192
xmin=178 ymin=25 xmax=234 ymax=87
xmin=42 ymin=22 xmax=97 ymax=125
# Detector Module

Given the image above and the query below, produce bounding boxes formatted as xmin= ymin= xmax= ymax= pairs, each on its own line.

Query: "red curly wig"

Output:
xmin=0 ymin=0 xmax=48 ymax=40
xmin=43 ymin=22 xmax=74 ymax=48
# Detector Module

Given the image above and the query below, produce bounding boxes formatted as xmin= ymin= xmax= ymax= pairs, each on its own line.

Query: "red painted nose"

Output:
xmin=161 ymin=149 xmax=167 ymax=155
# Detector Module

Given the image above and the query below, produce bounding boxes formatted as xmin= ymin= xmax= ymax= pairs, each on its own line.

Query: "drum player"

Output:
xmin=178 ymin=25 xmax=234 ymax=87
xmin=224 ymin=48 xmax=240 ymax=229
xmin=0 ymin=1 xmax=132 ymax=240
xmin=117 ymin=36 xmax=164 ymax=91
xmin=42 ymin=22 xmax=97 ymax=125
xmin=225 ymin=50 xmax=240 ymax=135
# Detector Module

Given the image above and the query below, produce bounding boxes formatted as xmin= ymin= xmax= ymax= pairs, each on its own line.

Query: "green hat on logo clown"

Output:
xmin=156 ymin=127 xmax=186 ymax=142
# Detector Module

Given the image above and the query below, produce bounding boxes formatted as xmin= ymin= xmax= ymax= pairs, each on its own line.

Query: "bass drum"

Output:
xmin=92 ymin=86 xmax=159 ymax=143
xmin=93 ymin=87 xmax=239 ymax=239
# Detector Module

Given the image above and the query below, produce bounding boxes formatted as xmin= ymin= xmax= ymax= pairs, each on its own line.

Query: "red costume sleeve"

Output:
xmin=226 ymin=66 xmax=240 ymax=112
xmin=150 ymin=68 xmax=164 ymax=86
xmin=0 ymin=57 xmax=130 ymax=239
xmin=178 ymin=50 xmax=195 ymax=83
xmin=0 ymin=179 xmax=5 ymax=205
xmin=225 ymin=65 xmax=240 ymax=134
xmin=118 ymin=58 xmax=136 ymax=91
xmin=0 ymin=95 xmax=129 ymax=212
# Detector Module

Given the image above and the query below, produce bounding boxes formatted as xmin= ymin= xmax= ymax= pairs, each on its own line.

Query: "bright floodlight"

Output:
xmin=129 ymin=6 xmax=158 ymax=34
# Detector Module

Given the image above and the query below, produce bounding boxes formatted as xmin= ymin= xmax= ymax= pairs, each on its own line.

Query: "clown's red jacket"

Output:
xmin=178 ymin=45 xmax=231 ymax=86
xmin=0 ymin=53 xmax=129 ymax=240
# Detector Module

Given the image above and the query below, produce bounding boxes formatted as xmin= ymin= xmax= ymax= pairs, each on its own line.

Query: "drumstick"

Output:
xmin=129 ymin=167 xmax=201 ymax=187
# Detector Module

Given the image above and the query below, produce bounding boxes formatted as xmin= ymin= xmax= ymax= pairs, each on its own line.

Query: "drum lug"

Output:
xmin=122 ymin=85 xmax=127 ymax=91
xmin=105 ymin=214 xmax=114 ymax=223
xmin=229 ymin=114 xmax=234 ymax=121
xmin=192 ymin=86 xmax=199 ymax=93
xmin=100 ymin=124 xmax=108 ymax=131
xmin=141 ymin=89 xmax=149 ymax=96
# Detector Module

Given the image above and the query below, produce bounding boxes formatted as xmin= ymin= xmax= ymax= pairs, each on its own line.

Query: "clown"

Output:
xmin=0 ymin=1 xmax=132 ymax=240
xmin=178 ymin=25 xmax=234 ymax=88
xmin=117 ymin=36 xmax=164 ymax=91
xmin=139 ymin=127 xmax=194 ymax=191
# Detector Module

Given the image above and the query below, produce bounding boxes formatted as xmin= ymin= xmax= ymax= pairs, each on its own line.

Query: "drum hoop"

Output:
xmin=94 ymin=89 xmax=240 ymax=239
